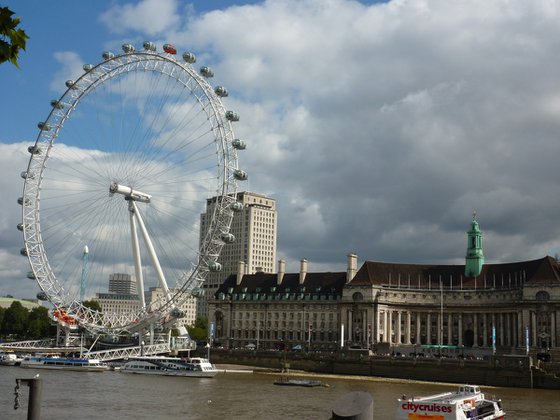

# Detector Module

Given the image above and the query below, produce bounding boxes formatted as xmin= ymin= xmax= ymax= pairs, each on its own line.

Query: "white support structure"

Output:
xmin=129 ymin=201 xmax=146 ymax=308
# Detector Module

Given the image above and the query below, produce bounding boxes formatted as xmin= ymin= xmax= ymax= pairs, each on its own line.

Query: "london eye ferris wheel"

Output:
xmin=18 ymin=42 xmax=247 ymax=334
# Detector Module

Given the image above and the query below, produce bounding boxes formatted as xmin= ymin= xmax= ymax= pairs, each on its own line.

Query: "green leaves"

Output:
xmin=0 ymin=7 xmax=29 ymax=68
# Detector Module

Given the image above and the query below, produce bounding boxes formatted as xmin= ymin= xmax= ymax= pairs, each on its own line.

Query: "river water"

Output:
xmin=0 ymin=365 xmax=556 ymax=419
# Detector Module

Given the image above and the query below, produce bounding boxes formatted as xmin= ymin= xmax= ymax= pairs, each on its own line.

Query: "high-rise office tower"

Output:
xmin=198 ymin=191 xmax=277 ymax=316
xmin=108 ymin=273 xmax=137 ymax=295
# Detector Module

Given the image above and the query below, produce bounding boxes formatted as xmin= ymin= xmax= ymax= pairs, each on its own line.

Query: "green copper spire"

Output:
xmin=465 ymin=211 xmax=484 ymax=277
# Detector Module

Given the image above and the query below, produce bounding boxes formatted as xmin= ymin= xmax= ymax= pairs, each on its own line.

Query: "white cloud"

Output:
xmin=50 ymin=51 xmax=86 ymax=92
xmin=99 ymin=0 xmax=181 ymax=36
xmin=173 ymin=0 xmax=560 ymax=267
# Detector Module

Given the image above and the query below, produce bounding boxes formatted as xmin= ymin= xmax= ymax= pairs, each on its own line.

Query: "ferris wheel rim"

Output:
xmin=20 ymin=43 xmax=245 ymax=333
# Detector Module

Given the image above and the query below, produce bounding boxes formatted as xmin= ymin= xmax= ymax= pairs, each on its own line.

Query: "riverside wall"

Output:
xmin=208 ymin=350 xmax=560 ymax=389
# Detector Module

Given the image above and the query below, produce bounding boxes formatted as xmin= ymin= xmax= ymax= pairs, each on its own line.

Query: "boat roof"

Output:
xmin=404 ymin=385 xmax=482 ymax=404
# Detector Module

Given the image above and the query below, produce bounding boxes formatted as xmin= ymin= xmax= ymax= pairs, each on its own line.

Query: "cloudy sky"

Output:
xmin=2 ymin=0 xmax=560 ymax=300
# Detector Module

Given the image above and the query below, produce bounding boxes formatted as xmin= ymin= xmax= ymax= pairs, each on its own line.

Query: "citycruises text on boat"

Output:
xmin=397 ymin=385 xmax=505 ymax=419
xmin=120 ymin=356 xmax=218 ymax=377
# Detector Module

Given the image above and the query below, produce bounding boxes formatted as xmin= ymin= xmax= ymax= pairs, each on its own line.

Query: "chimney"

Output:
xmin=277 ymin=259 xmax=285 ymax=285
xmin=299 ymin=258 xmax=308 ymax=285
xmin=347 ymin=253 xmax=357 ymax=283
xmin=236 ymin=260 xmax=245 ymax=286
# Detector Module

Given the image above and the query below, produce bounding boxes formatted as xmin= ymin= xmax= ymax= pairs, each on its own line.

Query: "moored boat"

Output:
xmin=397 ymin=385 xmax=505 ymax=419
xmin=273 ymin=377 xmax=324 ymax=387
xmin=0 ymin=352 xmax=22 ymax=366
xmin=120 ymin=356 xmax=218 ymax=377
xmin=20 ymin=355 xmax=109 ymax=372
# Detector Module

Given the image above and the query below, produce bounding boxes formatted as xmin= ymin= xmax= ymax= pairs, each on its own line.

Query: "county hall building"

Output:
xmin=208 ymin=216 xmax=559 ymax=356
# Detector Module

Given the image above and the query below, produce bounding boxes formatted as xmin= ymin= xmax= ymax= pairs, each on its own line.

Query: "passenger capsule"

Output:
xmin=171 ymin=308 xmax=185 ymax=318
xmin=50 ymin=100 xmax=64 ymax=109
xmin=17 ymin=223 xmax=24 ymax=231
xmin=20 ymin=171 xmax=28 ymax=179
xmin=37 ymin=291 xmax=48 ymax=301
xmin=102 ymin=51 xmax=115 ymax=60
xmin=163 ymin=44 xmax=177 ymax=54
xmin=208 ymin=261 xmax=222 ymax=272
xmin=200 ymin=66 xmax=214 ymax=78
xmin=28 ymin=145 xmax=41 ymax=155
xmin=215 ymin=86 xmax=228 ymax=97
xmin=231 ymin=201 xmax=243 ymax=212
xmin=143 ymin=41 xmax=156 ymax=52
xmin=232 ymin=139 xmax=246 ymax=150
xmin=65 ymin=80 xmax=77 ymax=89
xmin=83 ymin=63 xmax=94 ymax=72
xmin=221 ymin=232 xmax=235 ymax=243
xmin=17 ymin=197 xmax=30 ymax=206
xmin=27 ymin=271 xmax=36 ymax=280
xmin=20 ymin=248 xmax=28 ymax=256
xmin=233 ymin=169 xmax=248 ymax=181
xmin=182 ymin=52 xmax=196 ymax=63
xmin=225 ymin=111 xmax=239 ymax=122
xmin=37 ymin=122 xmax=51 ymax=131
xmin=122 ymin=43 xmax=135 ymax=53
xmin=191 ymin=287 xmax=204 ymax=297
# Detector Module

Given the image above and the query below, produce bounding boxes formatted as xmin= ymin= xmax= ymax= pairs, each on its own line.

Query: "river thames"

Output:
xmin=0 ymin=365 xmax=556 ymax=419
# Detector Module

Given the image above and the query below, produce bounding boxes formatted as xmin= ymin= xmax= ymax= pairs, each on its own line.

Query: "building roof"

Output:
xmin=349 ymin=256 xmax=560 ymax=289
xmin=214 ymin=271 xmax=347 ymax=300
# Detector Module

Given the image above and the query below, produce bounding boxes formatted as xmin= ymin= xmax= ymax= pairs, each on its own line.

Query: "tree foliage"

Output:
xmin=1 ymin=301 xmax=29 ymax=336
xmin=187 ymin=316 xmax=208 ymax=341
xmin=0 ymin=301 xmax=55 ymax=339
xmin=82 ymin=300 xmax=102 ymax=312
xmin=0 ymin=6 xmax=28 ymax=67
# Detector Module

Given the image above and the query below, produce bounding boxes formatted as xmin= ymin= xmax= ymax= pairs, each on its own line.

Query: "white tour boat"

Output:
xmin=20 ymin=355 xmax=109 ymax=372
xmin=0 ymin=352 xmax=22 ymax=366
xmin=397 ymin=385 xmax=505 ymax=420
xmin=120 ymin=356 xmax=218 ymax=378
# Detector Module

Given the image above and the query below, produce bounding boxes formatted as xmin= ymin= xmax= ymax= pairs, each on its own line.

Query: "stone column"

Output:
xmin=499 ymin=313 xmax=504 ymax=347
xmin=458 ymin=313 xmax=463 ymax=346
xmin=382 ymin=310 xmax=387 ymax=343
xmin=473 ymin=313 xmax=478 ymax=347
xmin=531 ymin=311 xmax=537 ymax=348
xmin=426 ymin=313 xmax=432 ymax=344
xmin=518 ymin=311 xmax=525 ymax=348
xmin=348 ymin=308 xmax=353 ymax=342
xmin=482 ymin=314 xmax=488 ymax=347
xmin=363 ymin=309 xmax=368 ymax=345
xmin=506 ymin=313 xmax=511 ymax=347
xmin=514 ymin=312 xmax=519 ymax=347
xmin=416 ymin=312 xmax=421 ymax=344
xmin=406 ymin=311 xmax=412 ymax=345
xmin=396 ymin=311 xmax=402 ymax=344
xmin=388 ymin=310 xmax=393 ymax=344
xmin=491 ymin=313 xmax=495 ymax=347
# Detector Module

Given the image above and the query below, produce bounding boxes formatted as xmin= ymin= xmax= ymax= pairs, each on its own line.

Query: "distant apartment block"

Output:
xmin=94 ymin=275 xmax=197 ymax=328
xmin=197 ymin=191 xmax=277 ymax=316
xmin=146 ymin=286 xmax=197 ymax=328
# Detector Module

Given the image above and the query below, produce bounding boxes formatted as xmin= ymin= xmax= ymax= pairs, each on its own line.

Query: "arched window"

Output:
xmin=536 ymin=291 xmax=550 ymax=301
xmin=352 ymin=292 xmax=363 ymax=302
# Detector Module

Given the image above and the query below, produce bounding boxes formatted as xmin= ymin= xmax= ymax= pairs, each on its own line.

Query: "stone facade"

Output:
xmin=208 ymin=218 xmax=560 ymax=354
